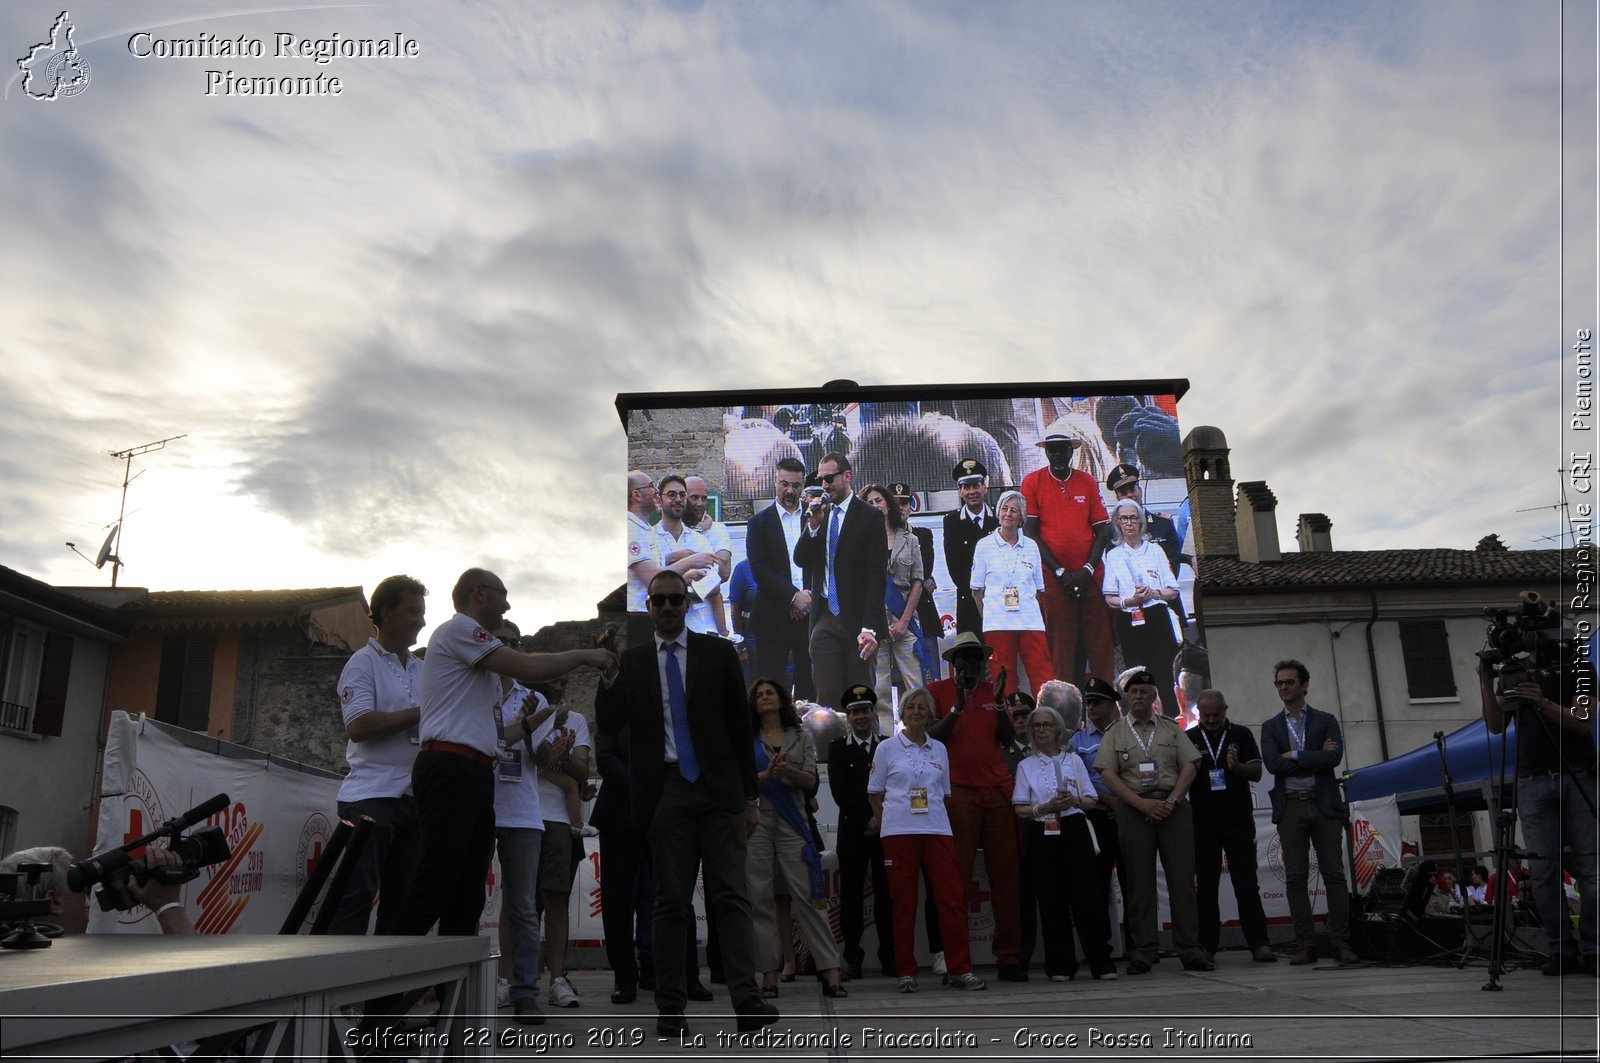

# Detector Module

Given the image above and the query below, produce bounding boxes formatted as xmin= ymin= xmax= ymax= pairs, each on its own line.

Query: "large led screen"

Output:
xmin=617 ymin=382 xmax=1205 ymax=741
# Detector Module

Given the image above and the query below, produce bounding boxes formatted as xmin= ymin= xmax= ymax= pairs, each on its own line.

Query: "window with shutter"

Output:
xmin=1398 ymin=619 xmax=1457 ymax=700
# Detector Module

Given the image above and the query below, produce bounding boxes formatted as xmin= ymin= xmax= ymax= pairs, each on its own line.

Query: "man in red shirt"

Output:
xmin=1021 ymin=432 xmax=1114 ymax=687
xmin=927 ymin=632 xmax=1025 ymax=981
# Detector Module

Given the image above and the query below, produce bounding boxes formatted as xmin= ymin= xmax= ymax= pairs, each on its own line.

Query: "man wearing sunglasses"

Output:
xmin=793 ymin=452 xmax=887 ymax=712
xmin=596 ymin=569 xmax=778 ymax=1038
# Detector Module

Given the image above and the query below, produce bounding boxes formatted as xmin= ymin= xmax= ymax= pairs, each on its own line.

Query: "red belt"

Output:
xmin=421 ymin=740 xmax=495 ymax=768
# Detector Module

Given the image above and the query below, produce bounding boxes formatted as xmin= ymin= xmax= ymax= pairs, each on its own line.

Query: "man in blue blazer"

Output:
xmin=1259 ymin=659 xmax=1359 ymax=966
xmin=596 ymin=570 xmax=777 ymax=1036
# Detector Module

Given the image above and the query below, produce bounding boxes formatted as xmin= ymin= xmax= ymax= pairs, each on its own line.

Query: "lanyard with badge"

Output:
xmin=381 ymin=650 xmax=422 ymax=745
xmin=999 ymin=535 xmax=1028 ymax=612
xmin=1198 ymin=726 xmax=1228 ymax=792
xmin=493 ymin=692 xmax=524 ymax=784
xmin=1130 ymin=718 xmax=1160 ymax=790
xmin=903 ymin=735 xmax=933 ymax=814
xmin=1035 ymin=751 xmax=1069 ymax=835
xmin=1283 ymin=709 xmax=1306 ymax=756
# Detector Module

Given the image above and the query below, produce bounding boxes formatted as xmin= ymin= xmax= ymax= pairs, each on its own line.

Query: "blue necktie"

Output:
xmin=664 ymin=642 xmax=699 ymax=782
xmin=826 ymin=506 xmax=842 ymax=616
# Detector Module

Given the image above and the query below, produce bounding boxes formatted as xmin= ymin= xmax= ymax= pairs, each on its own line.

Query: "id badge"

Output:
xmin=1043 ymin=812 xmax=1061 ymax=836
xmin=497 ymin=749 xmax=523 ymax=784
xmin=1137 ymin=761 xmax=1159 ymax=788
xmin=409 ymin=725 xmax=420 ymax=745
xmin=1003 ymin=585 xmax=1021 ymax=610
xmin=1208 ymin=768 xmax=1227 ymax=791
xmin=909 ymin=787 xmax=930 ymax=813
xmin=1130 ymin=606 xmax=1146 ymax=626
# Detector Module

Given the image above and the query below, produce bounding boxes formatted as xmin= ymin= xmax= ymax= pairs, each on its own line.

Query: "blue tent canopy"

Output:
xmin=1343 ymin=717 xmax=1516 ymax=814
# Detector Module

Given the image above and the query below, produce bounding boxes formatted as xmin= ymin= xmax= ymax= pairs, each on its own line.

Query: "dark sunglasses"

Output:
xmin=819 ymin=472 xmax=843 ymax=484
xmin=649 ymin=593 xmax=687 ymax=608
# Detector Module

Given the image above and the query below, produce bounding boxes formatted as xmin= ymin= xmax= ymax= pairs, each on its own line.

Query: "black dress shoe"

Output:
xmin=735 ymin=999 xmax=780 ymax=1032
xmin=686 ymin=980 xmax=714 ymax=1002
xmin=610 ymin=983 xmax=637 ymax=1005
xmin=844 ymin=962 xmax=864 ymax=981
xmin=656 ymin=1010 xmax=688 ymax=1037
xmin=1125 ymin=959 xmax=1152 ymax=976
xmin=997 ymin=964 xmax=1030 ymax=982
xmin=1182 ymin=958 xmax=1215 ymax=972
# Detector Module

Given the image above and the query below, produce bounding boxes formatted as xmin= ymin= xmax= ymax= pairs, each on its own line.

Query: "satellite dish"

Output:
xmin=94 ymin=526 xmax=119 ymax=569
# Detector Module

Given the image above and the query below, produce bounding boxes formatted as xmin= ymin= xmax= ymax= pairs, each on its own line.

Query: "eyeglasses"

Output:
xmin=1273 ymin=679 xmax=1301 ymax=688
xmin=663 ymin=489 xmax=687 ymax=499
xmin=477 ymin=582 xmax=508 ymax=596
xmin=775 ymin=480 xmax=805 ymax=491
xmin=818 ymin=472 xmax=843 ymax=484
xmin=1115 ymin=514 xmax=1142 ymax=522
xmin=649 ymin=593 xmax=687 ymax=608
xmin=1029 ymin=721 xmax=1056 ymax=729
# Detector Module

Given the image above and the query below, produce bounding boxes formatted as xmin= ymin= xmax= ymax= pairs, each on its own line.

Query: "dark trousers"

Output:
xmin=1278 ymin=796 xmax=1351 ymax=947
xmin=754 ymin=616 xmax=815 ymax=702
xmin=329 ymin=794 xmax=420 ymax=935
xmin=837 ymin=822 xmax=894 ymax=973
xmin=600 ymin=829 xmax=656 ymax=988
xmin=650 ymin=773 xmax=761 ymax=1012
xmin=1193 ymin=804 xmax=1271 ymax=953
xmin=1017 ymin=819 xmax=1038 ymax=968
xmin=1113 ymin=605 xmax=1178 ymax=713
xmin=1027 ymin=817 xmax=1115 ymax=977
xmin=808 ymin=609 xmax=872 ymax=714
xmin=1084 ymin=806 xmax=1129 ymax=954
xmin=392 ymin=750 xmax=495 ymax=935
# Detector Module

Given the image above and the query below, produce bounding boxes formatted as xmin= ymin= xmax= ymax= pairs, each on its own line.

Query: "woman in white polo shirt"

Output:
xmin=970 ymin=490 xmax=1051 ymax=695
xmin=1101 ymin=497 xmax=1181 ymax=707
xmin=867 ymin=687 xmax=986 ymax=993
xmin=1012 ymin=704 xmax=1118 ymax=982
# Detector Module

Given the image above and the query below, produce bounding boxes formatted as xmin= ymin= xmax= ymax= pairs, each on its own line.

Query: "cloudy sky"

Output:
xmin=2 ymin=0 xmax=1591 ymax=635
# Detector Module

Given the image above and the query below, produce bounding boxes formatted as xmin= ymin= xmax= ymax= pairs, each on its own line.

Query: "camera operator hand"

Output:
xmin=1479 ymin=661 xmax=1594 ymax=735
xmin=126 ymin=848 xmax=197 ymax=935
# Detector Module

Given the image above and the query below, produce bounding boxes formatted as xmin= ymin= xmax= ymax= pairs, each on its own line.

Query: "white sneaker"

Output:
xmin=931 ymin=951 xmax=947 ymax=975
xmin=496 ymin=977 xmax=511 ymax=1008
xmin=548 ymin=975 xmax=580 ymax=1008
xmin=897 ymin=975 xmax=918 ymax=993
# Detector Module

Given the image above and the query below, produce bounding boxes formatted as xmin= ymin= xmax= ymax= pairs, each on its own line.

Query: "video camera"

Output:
xmin=68 ymin=793 xmax=233 ymax=913
xmin=1477 ymin=592 xmax=1582 ymax=713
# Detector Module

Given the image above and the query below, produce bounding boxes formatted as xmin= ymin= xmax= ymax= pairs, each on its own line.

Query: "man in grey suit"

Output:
xmin=595 ymin=569 xmax=778 ymax=1037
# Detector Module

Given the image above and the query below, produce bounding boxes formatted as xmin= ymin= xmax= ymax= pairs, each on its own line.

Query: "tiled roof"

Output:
xmin=1198 ymin=549 xmax=1566 ymax=591
xmin=137 ymin=587 xmax=362 ymax=611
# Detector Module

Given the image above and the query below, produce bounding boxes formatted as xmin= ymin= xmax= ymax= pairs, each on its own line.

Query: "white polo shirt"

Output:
xmin=867 ymin=731 xmax=953 ymax=838
xmin=337 ymin=638 xmax=424 ymax=802
xmin=655 ymin=523 xmax=718 ymax=633
xmin=493 ymin=686 xmax=545 ymax=829
xmin=529 ymin=709 xmax=591 ymax=826
xmin=419 ymin=612 xmax=505 ymax=757
xmin=627 ymin=510 xmax=661 ymax=612
xmin=1012 ymin=749 xmax=1094 ymax=822
xmin=970 ymin=529 xmax=1047 ymax=632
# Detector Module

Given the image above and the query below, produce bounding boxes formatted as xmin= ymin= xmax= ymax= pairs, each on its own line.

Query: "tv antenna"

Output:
xmin=66 ymin=434 xmax=186 ymax=587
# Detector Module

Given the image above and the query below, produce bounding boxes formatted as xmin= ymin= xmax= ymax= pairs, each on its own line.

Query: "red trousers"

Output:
xmin=882 ymin=833 xmax=972 ymax=977
xmin=1038 ymin=579 xmax=1114 ymax=685
xmin=982 ymin=629 xmax=1053 ymax=694
xmin=945 ymin=783 xmax=1021 ymax=967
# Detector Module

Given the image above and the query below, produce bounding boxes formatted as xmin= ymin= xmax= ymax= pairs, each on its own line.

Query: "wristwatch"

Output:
xmin=1164 ymin=795 xmax=1179 ymax=807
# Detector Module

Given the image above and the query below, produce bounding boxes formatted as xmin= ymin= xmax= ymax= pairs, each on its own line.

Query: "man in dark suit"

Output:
xmin=595 ymin=570 xmax=778 ymax=1036
xmin=942 ymin=458 xmax=998 ymax=636
xmin=1260 ymin=659 xmax=1358 ymax=967
xmin=827 ymin=684 xmax=895 ymax=979
xmin=745 ymin=456 xmax=815 ymax=699
xmin=793 ymin=451 xmax=887 ymax=712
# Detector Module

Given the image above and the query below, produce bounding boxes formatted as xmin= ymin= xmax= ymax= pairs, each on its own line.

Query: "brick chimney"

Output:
xmin=1235 ymin=481 xmax=1281 ymax=563
xmin=1296 ymin=513 xmax=1333 ymax=553
xmin=1182 ymin=426 xmax=1237 ymax=556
